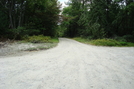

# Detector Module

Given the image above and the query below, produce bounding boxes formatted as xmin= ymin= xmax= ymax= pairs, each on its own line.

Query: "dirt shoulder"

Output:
xmin=0 ymin=41 xmax=58 ymax=57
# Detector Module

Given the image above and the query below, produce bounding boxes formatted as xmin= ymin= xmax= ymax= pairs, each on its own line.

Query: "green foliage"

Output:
xmin=73 ymin=37 xmax=134 ymax=47
xmin=123 ymin=35 xmax=134 ymax=42
xmin=0 ymin=0 xmax=61 ymax=39
xmin=7 ymin=27 xmax=30 ymax=39
xmin=0 ymin=11 xmax=8 ymax=35
xmin=90 ymin=23 xmax=105 ymax=39
xmin=61 ymin=0 xmax=134 ymax=42
xmin=112 ymin=2 xmax=134 ymax=36
xmin=73 ymin=37 xmax=90 ymax=43
xmin=1 ymin=0 xmax=134 ymax=42
xmin=25 ymin=0 xmax=61 ymax=36
xmin=56 ymin=26 xmax=66 ymax=37
xmin=62 ymin=6 xmax=72 ymax=16
xmin=90 ymin=39 xmax=120 ymax=46
xmin=23 ymin=35 xmax=59 ymax=43
xmin=61 ymin=2 xmax=82 ymax=37
xmin=114 ymin=36 xmax=127 ymax=42
xmin=90 ymin=39 xmax=134 ymax=46
xmin=50 ymin=38 xmax=59 ymax=43
xmin=24 ymin=35 xmax=51 ymax=43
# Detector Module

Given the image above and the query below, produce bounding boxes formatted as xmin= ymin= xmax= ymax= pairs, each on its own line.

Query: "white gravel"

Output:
xmin=0 ymin=42 xmax=56 ymax=57
xmin=0 ymin=38 xmax=134 ymax=89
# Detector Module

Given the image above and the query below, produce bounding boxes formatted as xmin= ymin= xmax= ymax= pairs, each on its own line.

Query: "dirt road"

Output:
xmin=0 ymin=38 xmax=134 ymax=89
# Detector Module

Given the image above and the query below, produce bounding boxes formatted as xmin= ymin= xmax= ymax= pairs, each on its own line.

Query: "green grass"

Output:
xmin=73 ymin=37 xmax=90 ymax=44
xmin=50 ymin=38 xmax=59 ymax=43
xmin=23 ymin=35 xmax=51 ymax=43
xmin=73 ymin=37 xmax=134 ymax=47
xmin=21 ymin=35 xmax=59 ymax=43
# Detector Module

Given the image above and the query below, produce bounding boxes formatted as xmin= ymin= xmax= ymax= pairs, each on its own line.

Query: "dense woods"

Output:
xmin=61 ymin=0 xmax=134 ymax=42
xmin=0 ymin=0 xmax=60 ymax=39
xmin=0 ymin=0 xmax=134 ymax=43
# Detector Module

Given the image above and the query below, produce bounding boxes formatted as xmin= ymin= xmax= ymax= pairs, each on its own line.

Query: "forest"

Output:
xmin=0 ymin=0 xmax=61 ymax=39
xmin=0 ymin=0 xmax=134 ymax=43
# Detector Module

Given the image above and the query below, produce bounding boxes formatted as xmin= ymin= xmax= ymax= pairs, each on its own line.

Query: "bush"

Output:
xmin=73 ymin=37 xmax=134 ymax=46
xmin=119 ymin=42 xmax=127 ymax=46
xmin=90 ymin=39 xmax=134 ymax=46
xmin=90 ymin=23 xmax=106 ymax=39
xmin=90 ymin=39 xmax=120 ymax=46
xmin=24 ymin=35 xmax=51 ymax=43
xmin=114 ymin=36 xmax=127 ymax=42
xmin=123 ymin=35 xmax=134 ymax=42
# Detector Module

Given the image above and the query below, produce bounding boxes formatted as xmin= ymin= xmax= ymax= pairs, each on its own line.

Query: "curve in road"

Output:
xmin=0 ymin=38 xmax=134 ymax=89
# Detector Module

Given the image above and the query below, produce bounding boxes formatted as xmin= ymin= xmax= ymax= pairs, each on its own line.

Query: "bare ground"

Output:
xmin=0 ymin=42 xmax=57 ymax=57
xmin=0 ymin=38 xmax=134 ymax=89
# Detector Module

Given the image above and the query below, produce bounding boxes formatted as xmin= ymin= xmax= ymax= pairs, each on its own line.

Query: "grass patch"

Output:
xmin=23 ymin=35 xmax=51 ymax=43
xmin=19 ymin=35 xmax=59 ymax=51
xmin=50 ymin=38 xmax=59 ymax=43
xmin=90 ymin=39 xmax=120 ymax=46
xmin=73 ymin=37 xmax=134 ymax=47
xmin=19 ymin=35 xmax=59 ymax=43
xmin=73 ymin=37 xmax=90 ymax=44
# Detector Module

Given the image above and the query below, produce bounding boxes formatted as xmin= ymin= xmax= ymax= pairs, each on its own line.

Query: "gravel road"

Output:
xmin=0 ymin=38 xmax=134 ymax=89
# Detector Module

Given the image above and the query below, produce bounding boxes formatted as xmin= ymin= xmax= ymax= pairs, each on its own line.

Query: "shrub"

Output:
xmin=119 ymin=42 xmax=127 ymax=46
xmin=123 ymin=35 xmax=134 ymax=42
xmin=73 ymin=37 xmax=134 ymax=46
xmin=114 ymin=36 xmax=127 ymax=42
xmin=90 ymin=39 xmax=119 ymax=46
xmin=24 ymin=35 xmax=51 ymax=43
xmin=90 ymin=23 xmax=106 ymax=39
xmin=90 ymin=39 xmax=133 ymax=46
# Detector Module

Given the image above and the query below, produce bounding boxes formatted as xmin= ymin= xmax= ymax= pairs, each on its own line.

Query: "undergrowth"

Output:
xmin=22 ymin=35 xmax=59 ymax=43
xmin=18 ymin=35 xmax=59 ymax=51
xmin=23 ymin=35 xmax=51 ymax=43
xmin=73 ymin=37 xmax=134 ymax=47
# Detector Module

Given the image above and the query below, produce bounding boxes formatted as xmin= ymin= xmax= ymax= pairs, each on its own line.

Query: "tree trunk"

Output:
xmin=19 ymin=12 xmax=22 ymax=27
xmin=9 ymin=7 xmax=13 ymax=29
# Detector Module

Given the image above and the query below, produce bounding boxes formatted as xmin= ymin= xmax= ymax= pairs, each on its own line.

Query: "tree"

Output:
xmin=0 ymin=0 xmax=61 ymax=39
xmin=0 ymin=6 xmax=8 ymax=36
xmin=61 ymin=0 xmax=134 ymax=40
xmin=61 ymin=0 xmax=83 ymax=37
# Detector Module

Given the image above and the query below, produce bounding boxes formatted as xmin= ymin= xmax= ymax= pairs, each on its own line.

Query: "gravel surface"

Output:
xmin=0 ymin=42 xmax=57 ymax=57
xmin=0 ymin=38 xmax=134 ymax=89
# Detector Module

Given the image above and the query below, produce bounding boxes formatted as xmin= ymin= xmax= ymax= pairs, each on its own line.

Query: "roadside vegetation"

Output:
xmin=60 ymin=0 xmax=134 ymax=45
xmin=0 ymin=0 xmax=134 ymax=48
xmin=24 ymin=43 xmax=58 ymax=51
xmin=0 ymin=0 xmax=60 ymax=52
xmin=22 ymin=35 xmax=59 ymax=43
xmin=0 ymin=36 xmax=59 ymax=56
xmin=73 ymin=37 xmax=134 ymax=47
xmin=19 ymin=35 xmax=59 ymax=51
xmin=0 ymin=0 xmax=60 ymax=40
